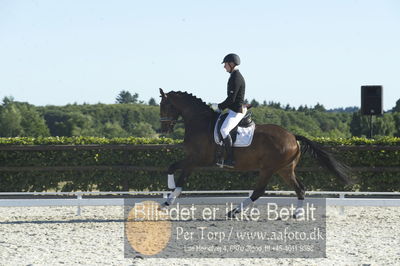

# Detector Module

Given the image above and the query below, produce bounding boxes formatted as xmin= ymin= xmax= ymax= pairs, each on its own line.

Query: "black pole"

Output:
xmin=369 ymin=114 xmax=373 ymax=139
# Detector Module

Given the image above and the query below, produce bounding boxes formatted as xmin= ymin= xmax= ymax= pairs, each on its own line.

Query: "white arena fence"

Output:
xmin=0 ymin=190 xmax=399 ymax=216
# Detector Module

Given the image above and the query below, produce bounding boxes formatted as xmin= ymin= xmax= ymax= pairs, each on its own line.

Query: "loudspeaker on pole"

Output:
xmin=361 ymin=85 xmax=383 ymax=116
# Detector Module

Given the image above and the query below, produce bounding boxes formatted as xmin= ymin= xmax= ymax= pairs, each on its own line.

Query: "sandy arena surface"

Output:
xmin=0 ymin=205 xmax=399 ymax=266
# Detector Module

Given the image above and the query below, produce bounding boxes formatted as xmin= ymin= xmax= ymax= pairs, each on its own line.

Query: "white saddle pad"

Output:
xmin=214 ymin=116 xmax=256 ymax=147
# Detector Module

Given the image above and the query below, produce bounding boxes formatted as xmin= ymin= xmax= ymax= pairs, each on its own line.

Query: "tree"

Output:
xmin=313 ymin=103 xmax=326 ymax=112
xmin=0 ymin=100 xmax=50 ymax=137
xmin=67 ymin=112 xmax=97 ymax=136
xmin=0 ymin=104 xmax=23 ymax=137
xmin=18 ymin=104 xmax=50 ymax=137
xmin=350 ymin=112 xmax=395 ymax=137
xmin=131 ymin=122 xmax=157 ymax=138
xmin=148 ymin=97 xmax=158 ymax=106
xmin=2 ymin=96 xmax=15 ymax=106
xmin=373 ymin=114 xmax=395 ymax=137
xmin=350 ymin=112 xmax=367 ymax=136
xmin=393 ymin=113 xmax=400 ymax=136
xmin=268 ymin=101 xmax=282 ymax=109
xmin=250 ymin=99 xmax=259 ymax=108
xmin=42 ymin=109 xmax=72 ymax=136
xmin=102 ymin=122 xmax=129 ymax=138
xmin=393 ymin=99 xmax=400 ymax=113
xmin=116 ymin=91 xmax=139 ymax=104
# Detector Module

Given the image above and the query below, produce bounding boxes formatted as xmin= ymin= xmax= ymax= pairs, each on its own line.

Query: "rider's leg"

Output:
xmin=222 ymin=134 xmax=234 ymax=168
xmin=218 ymin=110 xmax=245 ymax=168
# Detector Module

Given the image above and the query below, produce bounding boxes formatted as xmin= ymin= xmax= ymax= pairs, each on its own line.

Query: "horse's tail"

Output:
xmin=295 ymin=135 xmax=352 ymax=185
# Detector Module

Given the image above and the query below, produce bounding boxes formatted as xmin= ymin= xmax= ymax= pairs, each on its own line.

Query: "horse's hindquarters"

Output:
xmin=233 ymin=124 xmax=299 ymax=171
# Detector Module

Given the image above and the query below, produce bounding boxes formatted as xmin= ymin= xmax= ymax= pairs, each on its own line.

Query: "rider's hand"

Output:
xmin=211 ymin=103 xmax=221 ymax=113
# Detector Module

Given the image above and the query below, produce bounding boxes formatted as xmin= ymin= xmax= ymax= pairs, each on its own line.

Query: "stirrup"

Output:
xmin=216 ymin=159 xmax=224 ymax=168
xmin=216 ymin=159 xmax=235 ymax=169
xmin=223 ymin=159 xmax=235 ymax=169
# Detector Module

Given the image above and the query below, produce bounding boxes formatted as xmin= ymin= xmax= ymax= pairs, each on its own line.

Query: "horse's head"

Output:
xmin=159 ymin=88 xmax=180 ymax=133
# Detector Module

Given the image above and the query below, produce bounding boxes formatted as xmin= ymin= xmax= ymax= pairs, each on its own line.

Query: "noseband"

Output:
xmin=160 ymin=117 xmax=176 ymax=122
xmin=160 ymin=117 xmax=182 ymax=127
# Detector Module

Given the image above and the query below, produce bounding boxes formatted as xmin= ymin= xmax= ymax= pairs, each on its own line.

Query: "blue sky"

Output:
xmin=1 ymin=0 xmax=399 ymax=110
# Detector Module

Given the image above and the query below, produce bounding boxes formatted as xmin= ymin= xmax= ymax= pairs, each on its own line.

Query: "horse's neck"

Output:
xmin=171 ymin=97 xmax=216 ymax=136
xmin=176 ymin=102 xmax=211 ymax=124
xmin=182 ymin=111 xmax=217 ymax=137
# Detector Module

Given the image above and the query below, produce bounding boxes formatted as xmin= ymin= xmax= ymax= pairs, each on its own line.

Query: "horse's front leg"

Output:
xmin=161 ymin=166 xmax=194 ymax=208
xmin=166 ymin=159 xmax=188 ymax=189
xmin=161 ymin=157 xmax=194 ymax=208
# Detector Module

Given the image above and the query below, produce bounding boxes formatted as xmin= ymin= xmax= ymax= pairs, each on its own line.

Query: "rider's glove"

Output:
xmin=211 ymin=103 xmax=221 ymax=113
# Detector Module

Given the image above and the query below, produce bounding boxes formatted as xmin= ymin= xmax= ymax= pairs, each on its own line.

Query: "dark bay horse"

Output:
xmin=159 ymin=89 xmax=350 ymax=217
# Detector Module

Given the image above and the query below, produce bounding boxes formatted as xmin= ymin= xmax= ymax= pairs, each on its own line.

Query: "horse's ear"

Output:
xmin=159 ymin=88 xmax=167 ymax=98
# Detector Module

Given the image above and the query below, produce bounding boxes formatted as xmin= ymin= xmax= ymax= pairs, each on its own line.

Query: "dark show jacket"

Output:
xmin=218 ymin=69 xmax=245 ymax=113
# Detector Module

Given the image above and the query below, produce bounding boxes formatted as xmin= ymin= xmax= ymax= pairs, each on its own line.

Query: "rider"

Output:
xmin=212 ymin=53 xmax=246 ymax=168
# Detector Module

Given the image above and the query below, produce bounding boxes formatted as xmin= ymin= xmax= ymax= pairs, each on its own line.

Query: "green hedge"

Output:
xmin=0 ymin=137 xmax=399 ymax=192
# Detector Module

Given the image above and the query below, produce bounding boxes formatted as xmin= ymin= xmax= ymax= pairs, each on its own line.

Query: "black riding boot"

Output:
xmin=215 ymin=144 xmax=225 ymax=167
xmin=222 ymin=135 xmax=235 ymax=168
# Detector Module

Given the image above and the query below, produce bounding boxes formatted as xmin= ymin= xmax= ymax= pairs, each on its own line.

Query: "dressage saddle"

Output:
xmin=216 ymin=110 xmax=254 ymax=144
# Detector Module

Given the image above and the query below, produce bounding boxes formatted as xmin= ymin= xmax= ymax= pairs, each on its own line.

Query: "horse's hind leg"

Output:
xmin=278 ymin=167 xmax=305 ymax=199
xmin=227 ymin=167 xmax=274 ymax=218
xmin=277 ymin=165 xmax=306 ymax=218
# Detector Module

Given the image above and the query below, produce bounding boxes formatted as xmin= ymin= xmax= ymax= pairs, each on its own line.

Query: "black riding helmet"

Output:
xmin=222 ymin=53 xmax=241 ymax=65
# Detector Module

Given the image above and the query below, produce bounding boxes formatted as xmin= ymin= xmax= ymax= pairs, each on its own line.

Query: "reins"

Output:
xmin=160 ymin=110 xmax=214 ymax=125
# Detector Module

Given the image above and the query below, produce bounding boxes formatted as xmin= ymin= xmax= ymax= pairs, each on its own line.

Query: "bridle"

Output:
xmin=160 ymin=109 xmax=213 ymax=124
xmin=160 ymin=116 xmax=183 ymax=124
xmin=159 ymin=116 xmax=183 ymax=132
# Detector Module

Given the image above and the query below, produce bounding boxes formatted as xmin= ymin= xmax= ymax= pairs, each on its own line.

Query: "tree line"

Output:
xmin=1 ymin=92 xmax=400 ymax=139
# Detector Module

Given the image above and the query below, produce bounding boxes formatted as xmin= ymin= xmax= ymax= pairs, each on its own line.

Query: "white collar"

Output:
xmin=230 ymin=66 xmax=239 ymax=73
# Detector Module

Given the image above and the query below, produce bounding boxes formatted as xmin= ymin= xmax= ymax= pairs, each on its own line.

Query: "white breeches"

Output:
xmin=220 ymin=108 xmax=246 ymax=139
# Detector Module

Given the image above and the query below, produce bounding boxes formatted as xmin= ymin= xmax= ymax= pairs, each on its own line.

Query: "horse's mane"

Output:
xmin=167 ymin=91 xmax=213 ymax=113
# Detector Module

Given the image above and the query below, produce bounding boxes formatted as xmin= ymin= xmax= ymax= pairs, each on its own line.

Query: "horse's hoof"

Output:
xmin=158 ymin=202 xmax=169 ymax=211
xmin=293 ymin=210 xmax=304 ymax=219
xmin=227 ymin=208 xmax=240 ymax=218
